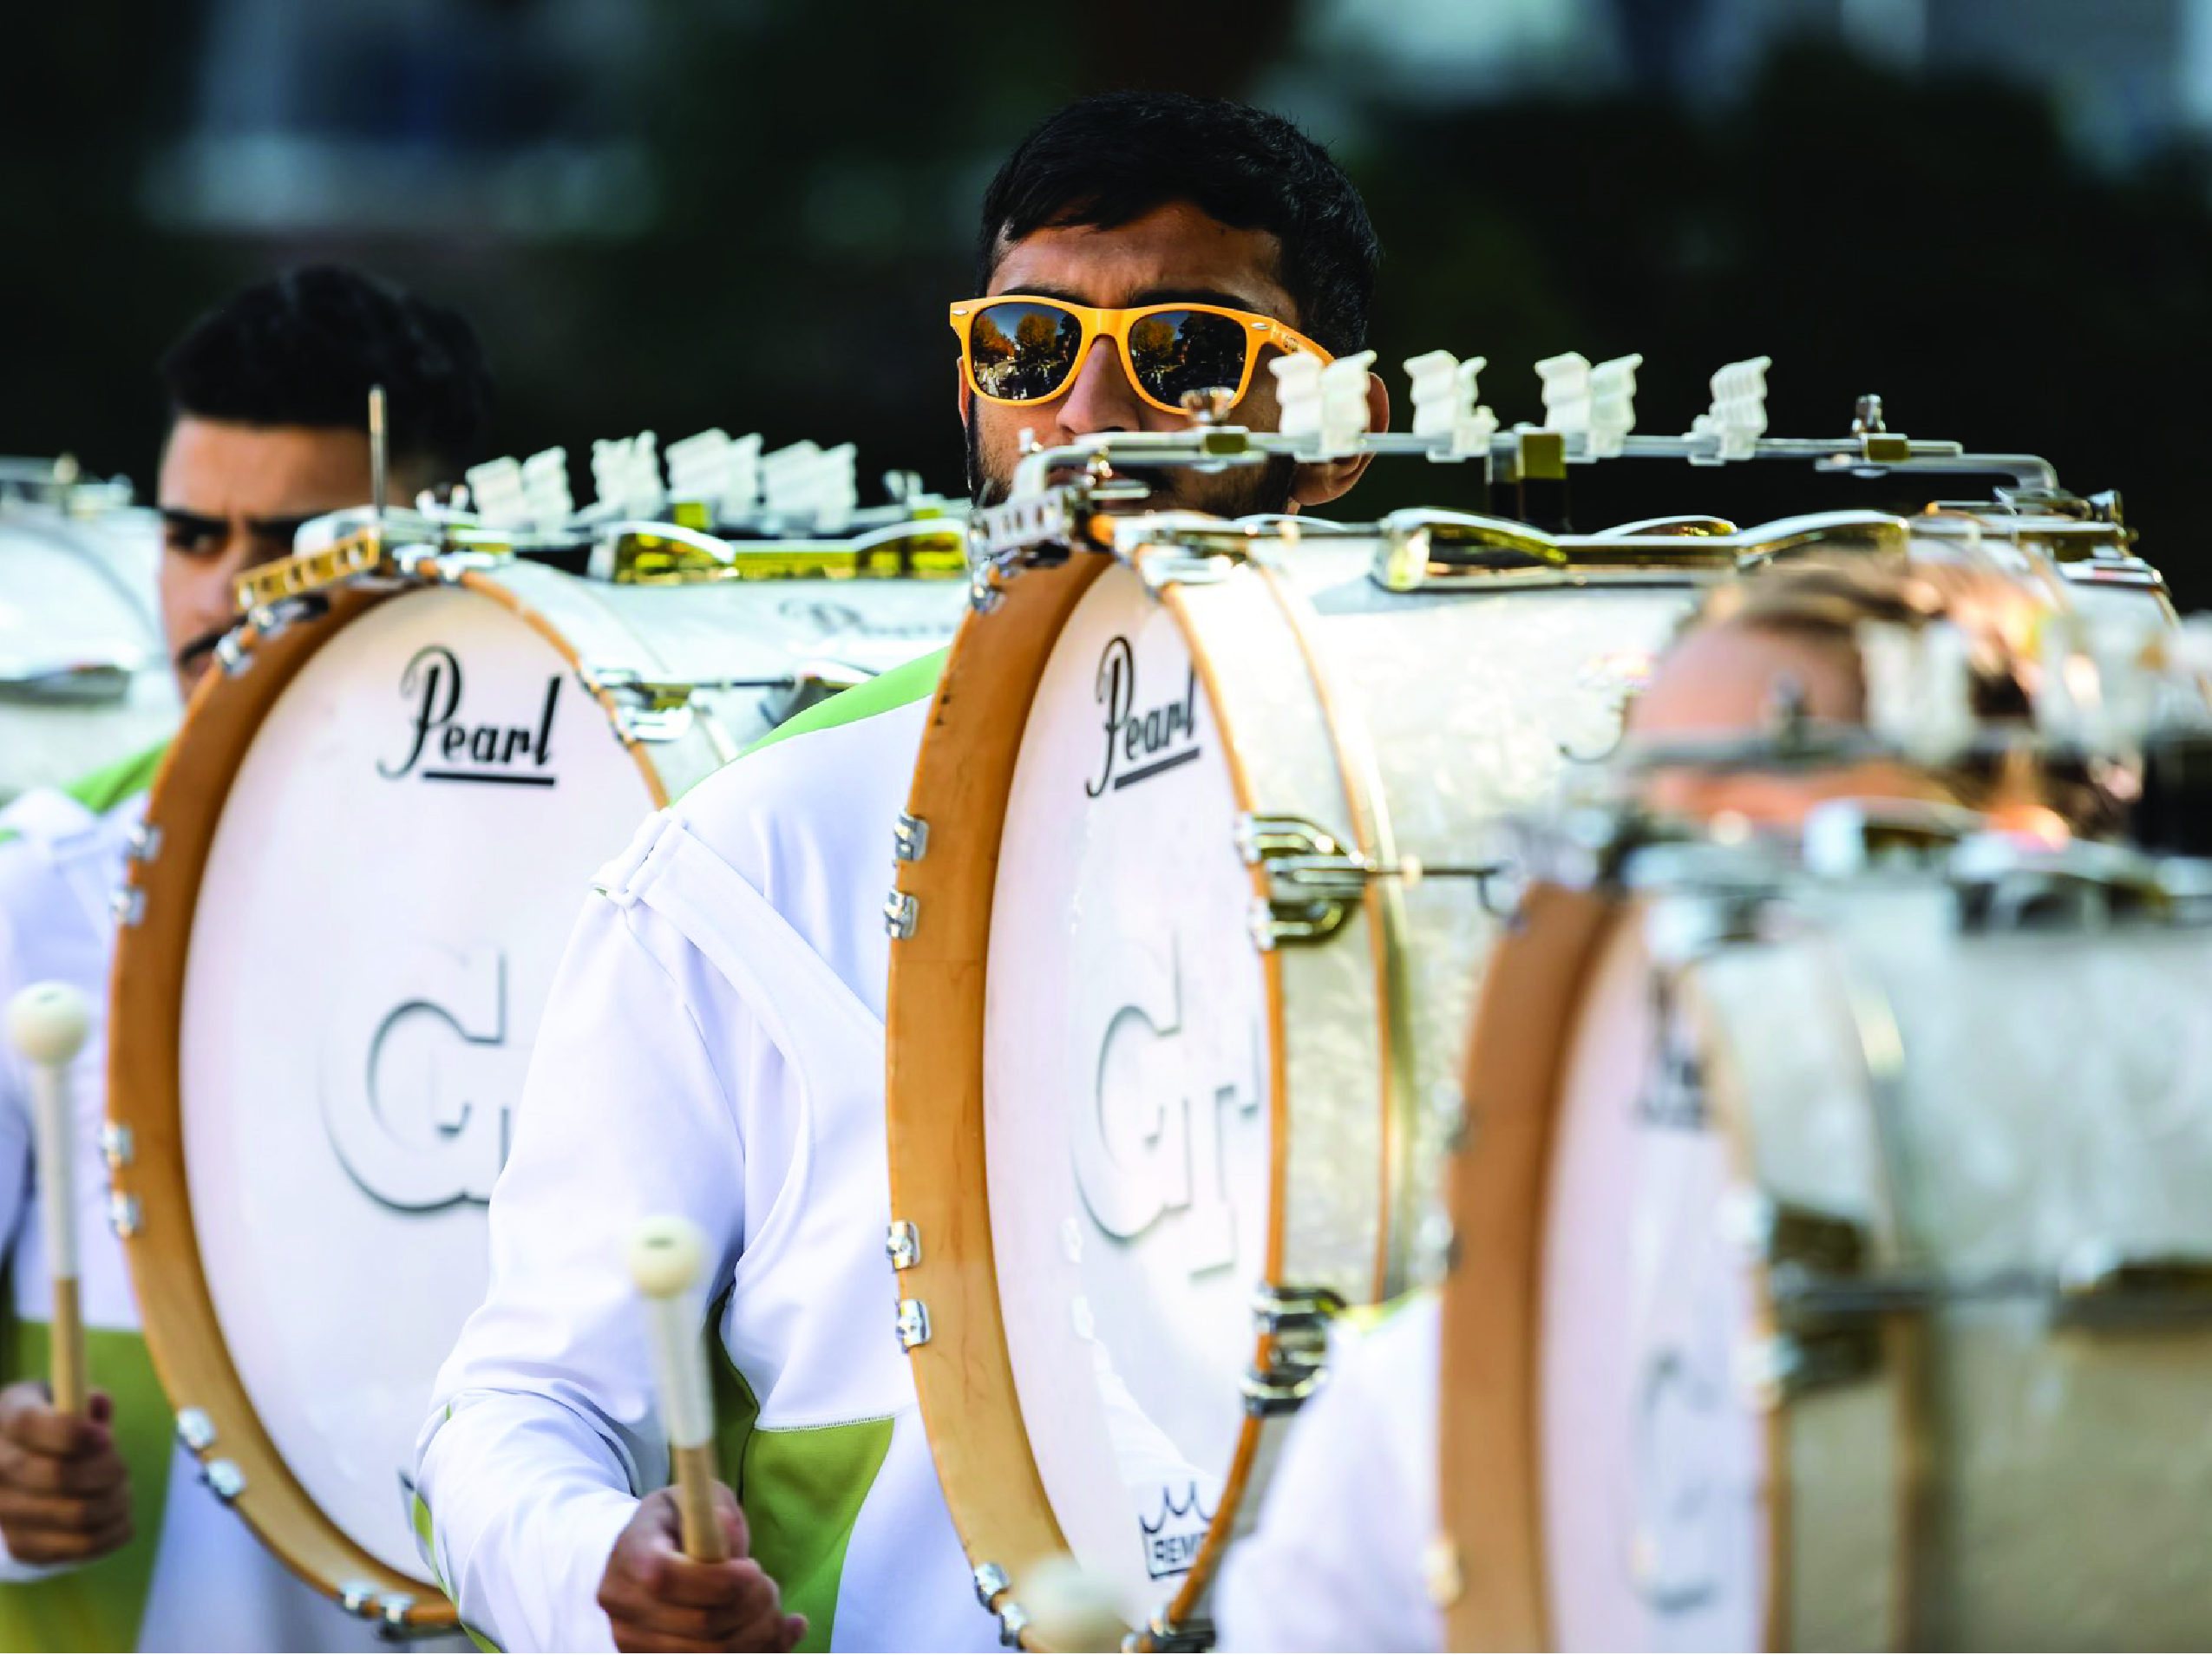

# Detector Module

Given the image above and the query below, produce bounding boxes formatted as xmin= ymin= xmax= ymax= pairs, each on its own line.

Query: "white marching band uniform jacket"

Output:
xmin=416 ymin=668 xmax=1000 ymax=1652
xmin=0 ymin=752 xmax=387 ymax=1652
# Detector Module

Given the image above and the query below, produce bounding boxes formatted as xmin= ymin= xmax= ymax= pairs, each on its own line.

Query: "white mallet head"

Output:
xmin=628 ymin=1214 xmax=709 ymax=1301
xmin=6 ymin=983 xmax=91 ymax=1068
xmin=1018 ymin=1554 xmax=1128 ymax=1652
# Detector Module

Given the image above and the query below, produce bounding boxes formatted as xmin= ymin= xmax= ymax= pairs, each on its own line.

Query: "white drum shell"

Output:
xmin=0 ymin=503 xmax=179 ymax=801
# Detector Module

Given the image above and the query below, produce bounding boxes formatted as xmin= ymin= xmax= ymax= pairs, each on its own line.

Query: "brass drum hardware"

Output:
xmin=1236 ymin=813 xmax=1507 ymax=950
xmin=234 ymin=530 xmax=388 ymax=613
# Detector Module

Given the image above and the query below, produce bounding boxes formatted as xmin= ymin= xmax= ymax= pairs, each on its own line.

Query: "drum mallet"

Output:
xmin=5 ymin=983 xmax=92 ymax=1415
xmin=628 ymin=1214 xmax=729 ymax=1562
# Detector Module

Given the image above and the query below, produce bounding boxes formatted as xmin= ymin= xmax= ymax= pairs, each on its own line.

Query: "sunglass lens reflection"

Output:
xmin=969 ymin=302 xmax=1084 ymax=402
xmin=1128 ymin=311 xmax=1249 ymax=408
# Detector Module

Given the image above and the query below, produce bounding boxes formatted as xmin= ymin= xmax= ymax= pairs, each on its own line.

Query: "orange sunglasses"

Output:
xmin=950 ymin=294 xmax=1332 ymax=417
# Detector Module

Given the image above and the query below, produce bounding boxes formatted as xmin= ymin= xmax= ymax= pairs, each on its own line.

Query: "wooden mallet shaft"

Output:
xmin=628 ymin=1215 xmax=728 ymax=1562
xmin=6 ymin=984 xmax=92 ymax=1415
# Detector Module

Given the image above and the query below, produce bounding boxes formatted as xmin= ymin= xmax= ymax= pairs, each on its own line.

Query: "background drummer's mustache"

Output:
xmin=175 ymin=626 xmax=228 ymax=674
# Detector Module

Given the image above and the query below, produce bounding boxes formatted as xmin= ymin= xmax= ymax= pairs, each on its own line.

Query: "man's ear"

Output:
xmin=1289 ymin=370 xmax=1391 ymax=509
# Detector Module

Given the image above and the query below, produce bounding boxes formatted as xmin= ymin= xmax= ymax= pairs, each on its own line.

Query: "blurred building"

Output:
xmin=1288 ymin=0 xmax=2212 ymax=169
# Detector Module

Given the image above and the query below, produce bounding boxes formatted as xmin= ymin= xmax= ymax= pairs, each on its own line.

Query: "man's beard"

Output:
xmin=965 ymin=404 xmax=1298 ymax=518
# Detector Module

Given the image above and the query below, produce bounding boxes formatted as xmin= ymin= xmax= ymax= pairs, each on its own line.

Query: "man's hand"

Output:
xmin=599 ymin=1484 xmax=806 ymax=1653
xmin=0 ymin=1381 xmax=133 ymax=1566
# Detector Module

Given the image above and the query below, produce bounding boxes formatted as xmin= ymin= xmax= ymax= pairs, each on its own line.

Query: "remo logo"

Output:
xmin=320 ymin=941 xmax=514 ymax=1211
xmin=1070 ymin=937 xmax=1259 ymax=1275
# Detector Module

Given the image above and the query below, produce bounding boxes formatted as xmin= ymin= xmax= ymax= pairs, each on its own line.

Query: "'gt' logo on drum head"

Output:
xmin=320 ymin=940 xmax=513 ymax=1210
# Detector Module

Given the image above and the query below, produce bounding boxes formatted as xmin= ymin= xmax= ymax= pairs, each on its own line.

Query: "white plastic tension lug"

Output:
xmin=1402 ymin=350 xmax=1496 ymax=460
xmin=1687 ymin=356 xmax=1772 ymax=462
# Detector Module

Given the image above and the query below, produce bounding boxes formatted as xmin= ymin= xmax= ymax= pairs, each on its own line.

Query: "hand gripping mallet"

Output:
xmin=628 ymin=1215 xmax=729 ymax=1562
xmin=5 ymin=983 xmax=92 ymax=1414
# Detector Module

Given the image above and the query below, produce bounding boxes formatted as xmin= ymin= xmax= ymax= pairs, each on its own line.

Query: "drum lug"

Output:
xmin=108 ymin=1191 xmax=141 ymax=1239
xmin=339 ymin=1580 xmax=378 ymax=1617
xmin=892 ymin=813 xmax=929 ymax=864
xmin=883 ymin=888 xmax=919 ymax=940
xmin=972 ymin=1560 xmax=1031 ymax=1647
xmin=1725 ymin=1191 xmax=1881 ymax=1403
xmin=1240 ymin=1281 xmax=1344 ymax=1415
xmin=895 ymin=1298 xmax=931 ymax=1351
xmin=175 ymin=1406 xmax=216 ymax=1452
xmin=201 ymin=1458 xmax=246 ymax=1502
xmin=100 ymin=1122 xmax=134 ymax=1170
xmin=885 ymin=1220 xmax=921 ymax=1271
xmin=586 ymin=664 xmax=699 ymax=744
xmin=216 ymin=632 xmax=254 ymax=677
xmin=376 ymin=1598 xmax=418 ymax=1639
xmin=1141 ymin=1609 xmax=1215 ymax=1652
xmin=1236 ymin=814 xmax=1365 ymax=950
xmin=126 ymin=821 xmax=161 ymax=866
xmin=111 ymin=886 xmax=145 ymax=928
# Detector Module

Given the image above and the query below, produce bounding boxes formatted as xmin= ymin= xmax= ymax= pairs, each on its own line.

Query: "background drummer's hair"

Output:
xmin=157 ymin=265 xmax=494 ymax=479
xmin=977 ymin=91 xmax=1379 ymax=357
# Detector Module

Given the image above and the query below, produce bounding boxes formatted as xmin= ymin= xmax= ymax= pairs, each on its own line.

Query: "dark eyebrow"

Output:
xmin=993 ymin=284 xmax=1279 ymax=318
xmin=160 ymin=507 xmax=317 ymax=545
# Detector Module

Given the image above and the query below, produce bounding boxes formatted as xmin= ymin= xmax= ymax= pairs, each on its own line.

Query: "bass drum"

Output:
xmin=107 ymin=543 xmax=965 ymax=1632
xmin=0 ymin=498 xmax=180 ymax=802
xmin=1438 ymin=820 xmax=2212 ymax=1651
xmin=886 ymin=515 xmax=1754 ymax=1648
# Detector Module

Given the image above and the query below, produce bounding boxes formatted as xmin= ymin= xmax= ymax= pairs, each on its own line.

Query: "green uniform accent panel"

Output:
xmin=61 ymin=741 xmax=169 ymax=820
xmin=736 ymin=647 xmax=948 ymax=762
xmin=0 ymin=1319 xmax=174 ymax=1653
xmin=710 ymin=1325 xmax=894 ymax=1652
xmin=411 ymin=1446 xmax=503 ymax=1654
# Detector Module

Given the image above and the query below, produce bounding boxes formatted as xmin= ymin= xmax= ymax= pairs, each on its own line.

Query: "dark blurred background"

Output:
xmin=7 ymin=0 xmax=2209 ymax=597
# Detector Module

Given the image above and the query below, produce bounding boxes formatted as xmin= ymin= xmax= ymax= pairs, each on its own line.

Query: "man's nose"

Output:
xmin=1054 ymin=337 xmax=1149 ymax=436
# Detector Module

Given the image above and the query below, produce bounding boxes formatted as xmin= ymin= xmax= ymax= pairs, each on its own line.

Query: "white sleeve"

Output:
xmin=0 ymin=867 xmax=62 ymax=1585
xmin=1214 ymin=1299 xmax=1445 ymax=1653
xmin=416 ymin=888 xmax=752 ymax=1653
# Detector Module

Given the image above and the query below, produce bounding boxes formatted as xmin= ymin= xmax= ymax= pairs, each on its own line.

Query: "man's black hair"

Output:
xmin=158 ymin=265 xmax=494 ymax=480
xmin=976 ymin=91 xmax=1379 ymax=357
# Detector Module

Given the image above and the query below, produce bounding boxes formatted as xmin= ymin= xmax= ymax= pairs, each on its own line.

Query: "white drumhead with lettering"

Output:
xmin=1538 ymin=913 xmax=1768 ymax=1650
xmin=984 ymin=564 xmax=1270 ymax=1623
xmin=179 ymin=585 xmax=656 ymax=1580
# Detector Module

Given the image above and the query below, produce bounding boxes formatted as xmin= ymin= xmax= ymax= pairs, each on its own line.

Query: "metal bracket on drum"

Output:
xmin=579 ymin=664 xmax=699 ymax=744
xmin=971 ymin=1561 xmax=1031 ymax=1649
xmin=1729 ymin=1190 xmax=2212 ymax=1404
xmin=100 ymin=1122 xmax=134 ymax=1170
xmin=1140 ymin=1609 xmax=1217 ymax=1652
xmin=892 ymin=813 xmax=929 ymax=864
xmin=200 ymin=1458 xmax=246 ymax=1502
xmin=885 ymin=1220 xmax=921 ymax=1270
xmin=1235 ymin=814 xmax=1508 ymax=951
xmin=108 ymin=1191 xmax=141 ymax=1239
xmin=894 ymin=1298 xmax=931 ymax=1351
xmin=175 ymin=1407 xmax=217 ymax=1452
xmin=883 ymin=888 xmax=919 ymax=940
xmin=1240 ymin=1281 xmax=1345 ymax=1415
xmin=110 ymin=885 xmax=146 ymax=929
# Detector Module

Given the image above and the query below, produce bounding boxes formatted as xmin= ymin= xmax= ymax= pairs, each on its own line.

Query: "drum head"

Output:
xmin=984 ymin=564 xmax=1271 ymax=1622
xmin=1535 ymin=906 xmax=1769 ymax=1649
xmin=121 ymin=577 xmax=664 ymax=1606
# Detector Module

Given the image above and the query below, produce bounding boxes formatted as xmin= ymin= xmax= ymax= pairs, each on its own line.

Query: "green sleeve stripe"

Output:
xmin=62 ymin=739 xmax=170 ymax=819
xmin=710 ymin=1295 xmax=893 ymax=1652
xmin=0 ymin=1317 xmax=174 ymax=1652
xmin=1340 ymin=1286 xmax=1431 ymax=1335
xmin=740 ymin=647 xmax=947 ymax=759
xmin=410 ymin=1484 xmax=504 ymax=1652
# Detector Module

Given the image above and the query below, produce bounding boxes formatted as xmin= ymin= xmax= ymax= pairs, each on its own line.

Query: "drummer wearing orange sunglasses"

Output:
xmin=416 ymin=91 xmax=1390 ymax=1655
xmin=956 ymin=99 xmax=1386 ymax=517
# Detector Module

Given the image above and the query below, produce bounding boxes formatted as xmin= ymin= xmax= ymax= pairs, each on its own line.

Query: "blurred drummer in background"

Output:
xmin=0 ymin=265 xmax=491 ymax=1652
xmin=1211 ymin=555 xmax=2083 ymax=1654
xmin=412 ymin=90 xmax=1384 ymax=1654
